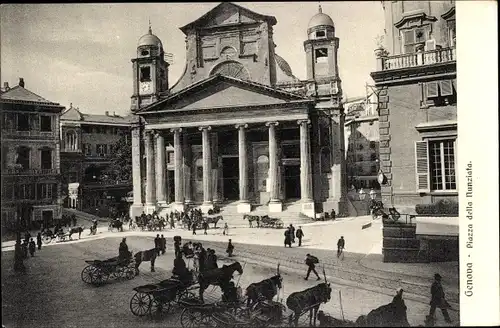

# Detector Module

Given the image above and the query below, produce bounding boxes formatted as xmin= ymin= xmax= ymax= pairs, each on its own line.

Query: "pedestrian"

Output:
xmin=14 ymin=239 xmax=25 ymax=273
xmin=207 ymin=249 xmax=218 ymax=270
xmin=198 ymin=245 xmax=207 ymax=272
xmin=160 ymin=234 xmax=167 ymax=255
xmin=226 ymin=239 xmax=234 ymax=257
xmin=170 ymin=217 xmax=175 ymax=229
xmin=28 ymin=238 xmax=36 ymax=257
xmin=174 ymin=236 xmax=182 ymax=258
xmin=284 ymin=227 xmax=292 ymax=248
xmin=289 ymin=224 xmax=296 ymax=243
xmin=119 ymin=238 xmax=130 ymax=262
xmin=24 ymin=231 xmax=31 ymax=244
xmin=428 ymin=273 xmax=452 ymax=323
xmin=304 ymin=253 xmax=321 ymax=281
xmin=331 ymin=209 xmax=336 ymax=220
xmin=154 ymin=234 xmax=161 ymax=256
xmin=192 ymin=222 xmax=197 ymax=235
xmin=203 ymin=219 xmax=208 ymax=235
xmin=296 ymin=226 xmax=304 ymax=247
xmin=36 ymin=232 xmax=42 ymax=250
xmin=22 ymin=239 xmax=29 ymax=259
xmin=337 ymin=236 xmax=345 ymax=258
xmin=223 ymin=222 xmax=229 ymax=235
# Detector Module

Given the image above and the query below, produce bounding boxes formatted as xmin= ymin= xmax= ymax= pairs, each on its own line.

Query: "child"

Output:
xmin=28 ymin=238 xmax=36 ymax=257
xmin=223 ymin=222 xmax=229 ymax=235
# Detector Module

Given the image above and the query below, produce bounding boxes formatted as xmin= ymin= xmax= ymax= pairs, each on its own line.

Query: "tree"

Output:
xmin=104 ymin=131 xmax=132 ymax=183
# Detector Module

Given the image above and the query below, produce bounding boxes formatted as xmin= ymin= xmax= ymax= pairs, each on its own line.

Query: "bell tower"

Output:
xmin=131 ymin=23 xmax=169 ymax=112
xmin=303 ymin=5 xmax=342 ymax=102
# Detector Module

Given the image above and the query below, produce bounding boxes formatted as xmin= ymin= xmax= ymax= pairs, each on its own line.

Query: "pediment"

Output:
xmin=61 ymin=106 xmax=83 ymax=121
xmin=139 ymin=75 xmax=307 ymax=114
xmin=394 ymin=11 xmax=437 ymax=29
xmin=180 ymin=3 xmax=276 ymax=34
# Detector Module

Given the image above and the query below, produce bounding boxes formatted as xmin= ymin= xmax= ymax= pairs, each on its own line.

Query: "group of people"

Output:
xmin=284 ymin=224 xmax=304 ymax=247
xmin=13 ymin=231 xmax=43 ymax=272
xmin=154 ymin=234 xmax=167 ymax=256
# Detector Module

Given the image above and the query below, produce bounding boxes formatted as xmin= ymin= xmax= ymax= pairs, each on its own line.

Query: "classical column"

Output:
xmin=155 ymin=132 xmax=167 ymax=204
xmin=236 ymin=124 xmax=251 ymax=213
xmin=266 ymin=122 xmax=282 ymax=212
xmin=298 ymin=119 xmax=313 ymax=202
xmin=211 ymin=132 xmax=220 ymax=203
xmin=131 ymin=128 xmax=142 ymax=208
xmin=144 ymin=131 xmax=156 ymax=208
xmin=183 ymin=133 xmax=192 ymax=204
xmin=171 ymin=128 xmax=185 ymax=209
xmin=199 ymin=126 xmax=213 ymax=212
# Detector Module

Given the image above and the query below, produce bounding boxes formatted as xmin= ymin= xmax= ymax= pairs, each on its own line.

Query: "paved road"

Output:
xmin=2 ymin=236 xmax=458 ymax=327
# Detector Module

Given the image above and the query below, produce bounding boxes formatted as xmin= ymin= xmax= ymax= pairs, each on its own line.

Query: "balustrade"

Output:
xmin=381 ymin=47 xmax=456 ymax=71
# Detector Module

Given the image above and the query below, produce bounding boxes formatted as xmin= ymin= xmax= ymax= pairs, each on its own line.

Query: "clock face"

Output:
xmin=140 ymin=82 xmax=151 ymax=94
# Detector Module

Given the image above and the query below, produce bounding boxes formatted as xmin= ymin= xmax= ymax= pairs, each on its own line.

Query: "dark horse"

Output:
xmin=108 ymin=220 xmax=123 ymax=232
xmin=246 ymin=264 xmax=282 ymax=307
xmin=286 ymin=282 xmax=332 ymax=327
xmin=355 ymin=288 xmax=410 ymax=327
xmin=198 ymin=261 xmax=243 ymax=302
xmin=243 ymin=214 xmax=260 ymax=228
xmin=133 ymin=248 xmax=157 ymax=275
xmin=68 ymin=226 xmax=84 ymax=240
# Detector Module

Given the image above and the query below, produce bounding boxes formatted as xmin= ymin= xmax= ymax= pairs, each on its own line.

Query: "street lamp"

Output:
xmin=369 ymin=188 xmax=377 ymax=200
xmin=359 ymin=188 xmax=366 ymax=201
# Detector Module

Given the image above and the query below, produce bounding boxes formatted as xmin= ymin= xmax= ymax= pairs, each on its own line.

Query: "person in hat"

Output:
xmin=428 ymin=273 xmax=452 ymax=323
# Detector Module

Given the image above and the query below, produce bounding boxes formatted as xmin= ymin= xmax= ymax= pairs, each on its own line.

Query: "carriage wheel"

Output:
xmin=42 ymin=236 xmax=52 ymax=244
xmin=90 ymin=268 xmax=108 ymax=286
xmin=177 ymin=290 xmax=196 ymax=302
xmin=180 ymin=308 xmax=203 ymax=328
xmin=130 ymin=292 xmax=152 ymax=317
xmin=150 ymin=298 xmax=172 ymax=317
xmin=81 ymin=265 xmax=95 ymax=284
xmin=125 ymin=267 xmax=136 ymax=280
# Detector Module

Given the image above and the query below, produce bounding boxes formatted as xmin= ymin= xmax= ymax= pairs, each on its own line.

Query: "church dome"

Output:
xmin=308 ymin=5 xmax=334 ymax=30
xmin=275 ymin=54 xmax=295 ymax=77
xmin=138 ymin=26 xmax=163 ymax=48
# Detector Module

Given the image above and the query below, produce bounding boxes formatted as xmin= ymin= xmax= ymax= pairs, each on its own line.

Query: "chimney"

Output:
xmin=3 ymin=82 xmax=9 ymax=91
xmin=19 ymin=78 xmax=25 ymax=88
xmin=105 ymin=111 xmax=109 ymax=116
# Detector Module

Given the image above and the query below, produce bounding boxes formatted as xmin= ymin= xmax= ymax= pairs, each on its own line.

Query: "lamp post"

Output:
xmin=359 ymin=188 xmax=366 ymax=201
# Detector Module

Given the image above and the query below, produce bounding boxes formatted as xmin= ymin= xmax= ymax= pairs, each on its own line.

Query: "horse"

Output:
xmin=355 ymin=288 xmax=410 ymax=327
xmin=206 ymin=215 xmax=223 ymax=228
xmin=133 ymin=248 xmax=157 ymax=275
xmin=243 ymin=214 xmax=260 ymax=228
xmin=246 ymin=264 xmax=282 ymax=307
xmin=108 ymin=220 xmax=123 ymax=232
xmin=198 ymin=261 xmax=243 ymax=302
xmin=286 ymin=272 xmax=332 ymax=327
xmin=68 ymin=226 xmax=84 ymax=240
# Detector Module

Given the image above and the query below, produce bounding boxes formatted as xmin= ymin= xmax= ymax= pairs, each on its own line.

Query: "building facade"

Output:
xmin=60 ymin=106 xmax=134 ymax=216
xmin=1 ymin=78 xmax=65 ymax=231
xmin=344 ymin=94 xmax=380 ymax=190
xmin=129 ymin=3 xmax=348 ymax=218
xmin=371 ymin=1 xmax=457 ymax=209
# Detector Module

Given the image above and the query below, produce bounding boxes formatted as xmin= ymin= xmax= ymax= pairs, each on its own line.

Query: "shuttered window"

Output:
xmin=426 ymin=82 xmax=439 ymax=98
xmin=415 ymin=141 xmax=430 ymax=192
xmin=429 ymin=140 xmax=457 ymax=191
xmin=440 ymin=80 xmax=454 ymax=96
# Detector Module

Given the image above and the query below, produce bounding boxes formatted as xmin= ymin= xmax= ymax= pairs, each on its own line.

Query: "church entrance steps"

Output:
xmin=62 ymin=208 xmax=107 ymax=223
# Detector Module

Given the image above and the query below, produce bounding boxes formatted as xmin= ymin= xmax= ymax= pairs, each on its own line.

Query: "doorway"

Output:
xmin=167 ymin=170 xmax=175 ymax=203
xmin=284 ymin=165 xmax=301 ymax=200
xmin=222 ymin=157 xmax=239 ymax=201
xmin=42 ymin=210 xmax=53 ymax=227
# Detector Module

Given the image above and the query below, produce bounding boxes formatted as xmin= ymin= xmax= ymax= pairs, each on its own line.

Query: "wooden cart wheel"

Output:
xmin=42 ymin=236 xmax=52 ymax=244
xmin=130 ymin=292 xmax=152 ymax=317
xmin=150 ymin=297 xmax=172 ymax=317
xmin=90 ymin=268 xmax=107 ymax=286
xmin=81 ymin=265 xmax=95 ymax=284
xmin=125 ymin=267 xmax=136 ymax=280
xmin=180 ymin=308 xmax=203 ymax=328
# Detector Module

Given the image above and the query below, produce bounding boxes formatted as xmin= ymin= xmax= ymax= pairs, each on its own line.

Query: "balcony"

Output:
xmin=2 ymin=168 xmax=59 ymax=176
xmin=62 ymin=148 xmax=82 ymax=153
xmin=1 ymin=128 xmax=56 ymax=138
xmin=380 ymin=47 xmax=456 ymax=71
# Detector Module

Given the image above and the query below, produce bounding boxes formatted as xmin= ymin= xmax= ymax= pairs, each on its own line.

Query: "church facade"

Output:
xmin=129 ymin=3 xmax=348 ymax=218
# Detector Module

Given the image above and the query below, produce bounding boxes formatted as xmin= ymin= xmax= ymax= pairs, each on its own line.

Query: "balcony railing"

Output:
xmin=381 ymin=47 xmax=456 ymax=71
xmin=62 ymin=148 xmax=82 ymax=153
xmin=1 ymin=128 xmax=56 ymax=138
xmin=3 ymin=168 xmax=59 ymax=175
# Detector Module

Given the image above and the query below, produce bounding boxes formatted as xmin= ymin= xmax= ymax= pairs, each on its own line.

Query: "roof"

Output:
xmin=275 ymin=54 xmax=297 ymax=79
xmin=61 ymin=106 xmax=136 ymax=125
xmin=0 ymin=85 xmax=63 ymax=107
xmin=180 ymin=2 xmax=277 ymax=34
xmin=138 ymin=74 xmax=310 ymax=114
xmin=308 ymin=5 xmax=334 ymax=30
xmin=138 ymin=26 xmax=163 ymax=48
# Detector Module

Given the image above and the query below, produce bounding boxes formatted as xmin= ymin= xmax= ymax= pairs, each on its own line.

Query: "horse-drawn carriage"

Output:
xmin=41 ymin=228 xmax=81 ymax=244
xmin=81 ymin=256 xmax=136 ymax=286
xmin=243 ymin=215 xmax=284 ymax=229
xmin=108 ymin=219 xmax=124 ymax=232
xmin=129 ymin=272 xmax=198 ymax=317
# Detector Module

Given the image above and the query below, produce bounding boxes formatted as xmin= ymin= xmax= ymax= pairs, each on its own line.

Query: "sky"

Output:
xmin=0 ymin=2 xmax=385 ymax=115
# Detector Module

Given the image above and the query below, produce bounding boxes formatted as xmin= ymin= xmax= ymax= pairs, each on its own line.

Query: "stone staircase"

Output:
xmin=62 ymin=208 xmax=108 ymax=223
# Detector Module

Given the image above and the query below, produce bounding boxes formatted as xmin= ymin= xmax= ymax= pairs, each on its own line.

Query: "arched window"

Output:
xmin=210 ymin=61 xmax=250 ymax=80
xmin=256 ymin=155 xmax=269 ymax=192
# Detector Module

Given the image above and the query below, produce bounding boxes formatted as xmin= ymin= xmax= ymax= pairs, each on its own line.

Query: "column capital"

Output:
xmin=198 ymin=126 xmax=212 ymax=131
xmin=235 ymin=123 xmax=248 ymax=129
xmin=170 ymin=127 xmax=182 ymax=133
xmin=297 ymin=119 xmax=311 ymax=126
xmin=265 ymin=121 xmax=279 ymax=127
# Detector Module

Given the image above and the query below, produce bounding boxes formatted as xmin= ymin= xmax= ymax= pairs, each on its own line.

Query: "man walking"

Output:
xmin=304 ymin=254 xmax=321 ymax=280
xmin=203 ymin=219 xmax=209 ymax=235
xmin=428 ymin=273 xmax=452 ymax=323
xmin=289 ymin=224 xmax=296 ymax=244
xmin=337 ymin=236 xmax=345 ymax=258
xmin=296 ymin=226 xmax=304 ymax=247
xmin=154 ymin=234 xmax=161 ymax=256
xmin=284 ymin=227 xmax=292 ymax=248
xmin=36 ymin=232 xmax=42 ymax=250
xmin=160 ymin=234 xmax=167 ymax=255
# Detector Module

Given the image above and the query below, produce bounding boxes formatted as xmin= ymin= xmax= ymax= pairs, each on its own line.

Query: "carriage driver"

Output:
xmin=118 ymin=238 xmax=131 ymax=263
